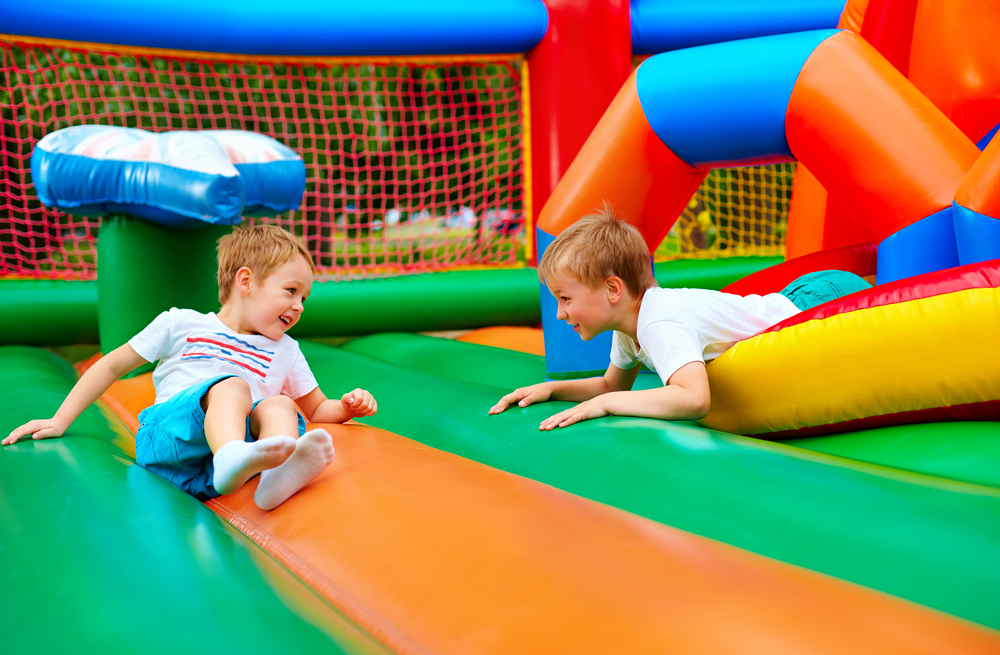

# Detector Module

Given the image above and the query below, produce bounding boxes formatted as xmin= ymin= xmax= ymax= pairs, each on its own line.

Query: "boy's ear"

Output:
xmin=235 ymin=266 xmax=253 ymax=296
xmin=605 ymin=276 xmax=625 ymax=303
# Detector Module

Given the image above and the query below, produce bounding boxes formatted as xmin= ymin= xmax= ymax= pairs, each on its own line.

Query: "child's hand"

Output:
xmin=341 ymin=389 xmax=377 ymax=417
xmin=538 ymin=398 xmax=608 ymax=431
xmin=489 ymin=382 xmax=553 ymax=415
xmin=3 ymin=417 xmax=69 ymax=446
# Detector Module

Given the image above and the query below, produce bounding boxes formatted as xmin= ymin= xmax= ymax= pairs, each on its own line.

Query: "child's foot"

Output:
xmin=212 ymin=436 xmax=296 ymax=496
xmin=254 ymin=429 xmax=335 ymax=510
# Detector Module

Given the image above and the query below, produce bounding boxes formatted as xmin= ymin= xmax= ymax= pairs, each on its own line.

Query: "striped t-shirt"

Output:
xmin=129 ymin=307 xmax=318 ymax=405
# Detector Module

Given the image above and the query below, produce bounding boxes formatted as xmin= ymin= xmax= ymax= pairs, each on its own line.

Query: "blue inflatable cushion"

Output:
xmin=31 ymin=126 xmax=306 ymax=228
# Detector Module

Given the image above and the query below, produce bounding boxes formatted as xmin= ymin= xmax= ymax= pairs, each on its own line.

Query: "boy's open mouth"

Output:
xmin=279 ymin=316 xmax=290 ymax=325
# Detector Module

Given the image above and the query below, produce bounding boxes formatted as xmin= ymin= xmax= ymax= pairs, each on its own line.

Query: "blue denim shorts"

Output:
xmin=135 ymin=375 xmax=307 ymax=500
xmin=778 ymin=269 xmax=872 ymax=312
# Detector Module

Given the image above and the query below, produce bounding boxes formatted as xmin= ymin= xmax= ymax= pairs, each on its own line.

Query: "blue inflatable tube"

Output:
xmin=952 ymin=202 xmax=1000 ymax=266
xmin=631 ymin=0 xmax=845 ymax=54
xmin=876 ymin=208 xmax=959 ymax=283
xmin=636 ymin=29 xmax=838 ymax=167
xmin=1 ymin=0 xmax=549 ymax=56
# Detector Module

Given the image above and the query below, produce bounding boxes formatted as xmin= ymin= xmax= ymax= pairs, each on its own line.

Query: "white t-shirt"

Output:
xmin=610 ymin=287 xmax=799 ymax=385
xmin=128 ymin=307 xmax=318 ymax=405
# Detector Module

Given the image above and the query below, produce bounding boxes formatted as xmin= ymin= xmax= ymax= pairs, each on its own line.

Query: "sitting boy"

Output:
xmin=4 ymin=225 xmax=377 ymax=510
xmin=489 ymin=205 xmax=870 ymax=429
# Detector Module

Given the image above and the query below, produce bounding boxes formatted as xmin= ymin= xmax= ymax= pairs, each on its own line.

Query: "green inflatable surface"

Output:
xmin=0 ymin=347 xmax=389 ymax=655
xmin=341 ymin=332 xmax=548 ymax=390
xmin=301 ymin=339 xmax=1000 ymax=630
xmin=339 ymin=332 xmax=664 ymax=392
xmin=792 ymin=421 xmax=1000 ymax=489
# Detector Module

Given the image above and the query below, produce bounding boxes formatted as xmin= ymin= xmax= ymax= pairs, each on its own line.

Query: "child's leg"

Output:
xmin=246 ymin=394 xmax=301 ymax=440
xmin=254 ymin=423 xmax=335 ymax=511
xmin=206 ymin=378 xmax=295 ymax=495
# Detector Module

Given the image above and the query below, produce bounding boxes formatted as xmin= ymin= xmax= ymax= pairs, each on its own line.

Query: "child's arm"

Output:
xmin=3 ymin=344 xmax=149 ymax=445
xmin=489 ymin=363 xmax=640 ymax=415
xmin=538 ymin=361 xmax=710 ymax=430
xmin=295 ymin=386 xmax=378 ymax=424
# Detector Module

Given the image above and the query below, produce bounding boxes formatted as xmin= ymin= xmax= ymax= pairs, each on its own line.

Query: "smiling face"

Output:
xmin=242 ymin=254 xmax=314 ymax=340
xmin=546 ymin=270 xmax=617 ymax=341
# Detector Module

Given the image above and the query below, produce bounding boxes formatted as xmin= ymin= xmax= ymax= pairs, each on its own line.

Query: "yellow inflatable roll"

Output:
xmin=702 ymin=260 xmax=1000 ymax=437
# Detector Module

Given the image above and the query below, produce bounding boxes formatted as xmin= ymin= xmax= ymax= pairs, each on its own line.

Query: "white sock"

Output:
xmin=212 ymin=436 xmax=296 ymax=496
xmin=254 ymin=429 xmax=335 ymax=510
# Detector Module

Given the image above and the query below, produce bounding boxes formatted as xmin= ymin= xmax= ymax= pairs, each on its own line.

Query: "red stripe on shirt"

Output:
xmin=186 ymin=337 xmax=272 ymax=362
xmin=182 ymin=352 xmax=266 ymax=377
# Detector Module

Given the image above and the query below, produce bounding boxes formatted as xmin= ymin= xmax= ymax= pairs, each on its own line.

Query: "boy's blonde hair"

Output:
xmin=538 ymin=202 xmax=656 ymax=298
xmin=217 ymin=224 xmax=315 ymax=304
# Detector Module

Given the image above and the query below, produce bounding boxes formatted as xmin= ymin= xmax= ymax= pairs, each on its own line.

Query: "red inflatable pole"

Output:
xmin=526 ymin=0 xmax=632 ymax=261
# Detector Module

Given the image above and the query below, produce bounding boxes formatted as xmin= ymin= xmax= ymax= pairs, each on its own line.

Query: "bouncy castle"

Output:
xmin=2 ymin=1 xmax=999 ymax=653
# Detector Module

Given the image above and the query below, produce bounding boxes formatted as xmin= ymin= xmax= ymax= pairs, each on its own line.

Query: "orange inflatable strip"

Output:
xmin=98 ymin=373 xmax=1000 ymax=654
xmin=535 ymin=70 xmax=707 ymax=250
xmin=786 ymin=30 xmax=979 ymax=241
xmin=785 ymin=163 xmax=828 ymax=259
xmin=456 ymin=326 xmax=545 ymax=355
xmin=956 ymin=132 xmax=1000 ymax=217
xmin=786 ymin=162 xmax=876 ymax=260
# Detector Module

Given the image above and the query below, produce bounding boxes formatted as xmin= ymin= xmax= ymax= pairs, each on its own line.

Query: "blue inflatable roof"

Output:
xmin=1 ymin=0 xmax=549 ymax=56
xmin=631 ymin=0 xmax=845 ymax=54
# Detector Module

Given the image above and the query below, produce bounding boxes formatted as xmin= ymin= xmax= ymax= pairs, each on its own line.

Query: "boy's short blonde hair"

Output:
xmin=217 ymin=224 xmax=315 ymax=304
xmin=538 ymin=202 xmax=656 ymax=297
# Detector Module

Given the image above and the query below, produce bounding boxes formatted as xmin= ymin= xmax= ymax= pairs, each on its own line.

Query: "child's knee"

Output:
xmin=252 ymin=394 xmax=297 ymax=421
xmin=202 ymin=376 xmax=252 ymax=411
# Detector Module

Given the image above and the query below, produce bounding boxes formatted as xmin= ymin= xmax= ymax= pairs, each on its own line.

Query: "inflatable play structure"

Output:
xmin=2 ymin=1 xmax=1000 ymax=653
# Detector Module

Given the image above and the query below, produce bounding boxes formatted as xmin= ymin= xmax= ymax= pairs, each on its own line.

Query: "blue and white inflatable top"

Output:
xmin=32 ymin=126 xmax=306 ymax=228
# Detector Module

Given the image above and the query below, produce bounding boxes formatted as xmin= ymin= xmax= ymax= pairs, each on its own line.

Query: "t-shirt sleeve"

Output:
xmin=639 ymin=320 xmax=704 ymax=385
xmin=283 ymin=345 xmax=319 ymax=400
xmin=127 ymin=310 xmax=174 ymax=363
xmin=609 ymin=330 xmax=640 ymax=370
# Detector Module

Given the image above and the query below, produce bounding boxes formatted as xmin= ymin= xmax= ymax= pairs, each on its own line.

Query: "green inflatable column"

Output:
xmin=97 ymin=215 xmax=228 ymax=371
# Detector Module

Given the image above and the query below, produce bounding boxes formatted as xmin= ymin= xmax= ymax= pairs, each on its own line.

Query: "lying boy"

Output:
xmin=5 ymin=224 xmax=376 ymax=510
xmin=490 ymin=205 xmax=869 ymax=429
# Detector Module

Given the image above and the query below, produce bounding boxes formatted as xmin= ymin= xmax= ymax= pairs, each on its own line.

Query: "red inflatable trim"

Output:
xmin=722 ymin=242 xmax=877 ymax=296
xmin=758 ymin=398 xmax=1000 ymax=440
xmin=858 ymin=0 xmax=920 ymax=77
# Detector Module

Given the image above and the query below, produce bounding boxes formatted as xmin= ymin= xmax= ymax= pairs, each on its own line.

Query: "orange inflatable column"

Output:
xmin=908 ymin=0 xmax=1000 ymax=143
xmin=784 ymin=0 xmax=870 ymax=260
xmin=785 ymin=165 xmax=827 ymax=259
xmin=953 ymin=133 xmax=1000 ymax=265
xmin=785 ymin=164 xmax=875 ymax=260
xmin=786 ymin=30 xmax=979 ymax=282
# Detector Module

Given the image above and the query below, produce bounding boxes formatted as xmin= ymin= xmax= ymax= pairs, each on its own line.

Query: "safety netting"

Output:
xmin=654 ymin=163 xmax=795 ymax=261
xmin=0 ymin=37 xmax=527 ymax=280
